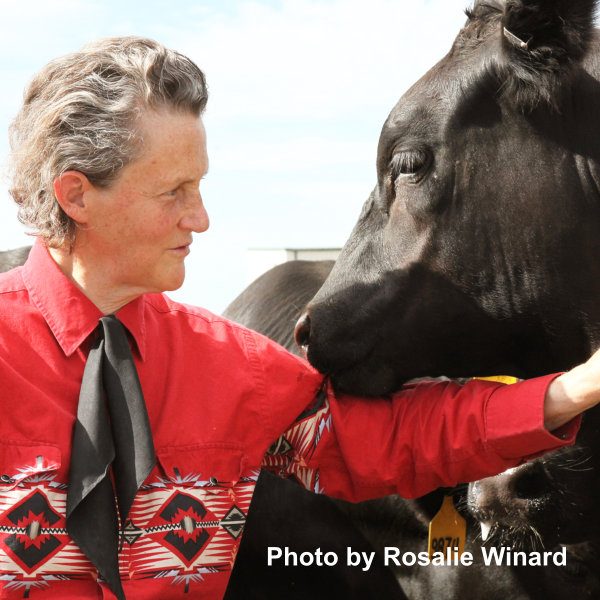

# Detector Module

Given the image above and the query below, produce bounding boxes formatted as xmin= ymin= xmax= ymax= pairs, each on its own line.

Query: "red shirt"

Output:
xmin=0 ymin=240 xmax=578 ymax=599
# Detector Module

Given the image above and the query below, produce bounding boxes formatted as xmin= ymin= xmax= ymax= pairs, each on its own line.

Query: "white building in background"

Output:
xmin=245 ymin=248 xmax=340 ymax=285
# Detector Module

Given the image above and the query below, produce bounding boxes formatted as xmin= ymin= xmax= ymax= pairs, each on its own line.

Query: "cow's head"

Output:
xmin=297 ymin=0 xmax=600 ymax=546
xmin=298 ymin=0 xmax=600 ymax=397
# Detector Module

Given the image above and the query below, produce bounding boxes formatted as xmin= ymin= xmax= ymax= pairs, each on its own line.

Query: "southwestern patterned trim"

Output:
xmin=120 ymin=470 xmax=256 ymax=581
xmin=0 ymin=476 xmax=95 ymax=598
xmin=263 ymin=394 xmax=331 ymax=494
xmin=0 ymin=471 xmax=257 ymax=596
xmin=0 ymin=396 xmax=331 ymax=596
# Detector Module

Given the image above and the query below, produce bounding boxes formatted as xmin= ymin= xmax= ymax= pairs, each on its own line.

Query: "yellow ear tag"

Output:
xmin=472 ymin=375 xmax=519 ymax=385
xmin=428 ymin=495 xmax=467 ymax=559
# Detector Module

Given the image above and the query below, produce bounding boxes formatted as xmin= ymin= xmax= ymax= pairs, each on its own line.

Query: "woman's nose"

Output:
xmin=181 ymin=196 xmax=210 ymax=233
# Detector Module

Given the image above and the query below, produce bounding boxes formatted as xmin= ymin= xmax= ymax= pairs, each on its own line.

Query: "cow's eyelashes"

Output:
xmin=381 ymin=149 xmax=432 ymax=216
xmin=389 ymin=149 xmax=431 ymax=181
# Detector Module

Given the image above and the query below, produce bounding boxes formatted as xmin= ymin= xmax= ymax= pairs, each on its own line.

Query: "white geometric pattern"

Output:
xmin=0 ymin=398 xmax=330 ymax=596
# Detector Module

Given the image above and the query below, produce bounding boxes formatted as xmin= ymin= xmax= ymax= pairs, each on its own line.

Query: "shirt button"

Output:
xmin=0 ymin=474 xmax=15 ymax=484
xmin=209 ymin=477 xmax=218 ymax=486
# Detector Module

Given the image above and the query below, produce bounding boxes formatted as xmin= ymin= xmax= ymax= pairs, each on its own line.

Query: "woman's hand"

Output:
xmin=545 ymin=347 xmax=600 ymax=431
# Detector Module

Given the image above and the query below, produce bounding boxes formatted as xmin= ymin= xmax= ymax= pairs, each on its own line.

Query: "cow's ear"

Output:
xmin=498 ymin=0 xmax=597 ymax=111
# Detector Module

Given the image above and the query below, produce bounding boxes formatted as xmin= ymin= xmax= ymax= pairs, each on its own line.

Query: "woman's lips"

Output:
xmin=170 ymin=244 xmax=191 ymax=256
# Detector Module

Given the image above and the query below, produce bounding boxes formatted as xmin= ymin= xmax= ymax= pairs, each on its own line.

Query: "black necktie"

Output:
xmin=66 ymin=315 xmax=156 ymax=600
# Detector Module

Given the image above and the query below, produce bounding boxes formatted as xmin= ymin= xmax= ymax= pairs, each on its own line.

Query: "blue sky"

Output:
xmin=0 ymin=0 xmax=466 ymax=312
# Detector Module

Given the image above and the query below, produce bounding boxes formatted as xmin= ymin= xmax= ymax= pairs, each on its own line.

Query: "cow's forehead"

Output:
xmin=383 ymin=9 xmax=507 ymax=134
xmin=381 ymin=31 xmax=500 ymax=150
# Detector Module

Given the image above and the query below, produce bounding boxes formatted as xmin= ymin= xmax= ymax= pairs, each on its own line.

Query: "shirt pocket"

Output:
xmin=156 ymin=444 xmax=246 ymax=490
xmin=0 ymin=442 xmax=61 ymax=491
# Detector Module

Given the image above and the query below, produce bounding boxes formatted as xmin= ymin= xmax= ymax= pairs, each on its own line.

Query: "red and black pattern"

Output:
xmin=263 ymin=391 xmax=331 ymax=493
xmin=0 ymin=399 xmax=332 ymax=598
xmin=1 ymin=489 xmax=67 ymax=574
xmin=0 ymin=472 xmax=95 ymax=598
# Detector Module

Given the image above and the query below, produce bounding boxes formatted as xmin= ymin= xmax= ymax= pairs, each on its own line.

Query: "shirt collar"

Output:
xmin=22 ymin=239 xmax=147 ymax=360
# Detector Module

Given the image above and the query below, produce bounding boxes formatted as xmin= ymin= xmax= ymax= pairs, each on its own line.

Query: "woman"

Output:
xmin=1 ymin=36 xmax=599 ymax=600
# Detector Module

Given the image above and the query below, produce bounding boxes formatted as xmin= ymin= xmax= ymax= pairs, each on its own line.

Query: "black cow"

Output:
xmin=0 ymin=246 xmax=30 ymax=273
xmin=297 ymin=0 xmax=600 ymax=550
xmin=226 ymin=0 xmax=600 ymax=597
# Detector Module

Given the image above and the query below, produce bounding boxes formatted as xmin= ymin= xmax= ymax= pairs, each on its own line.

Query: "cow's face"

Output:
xmin=297 ymin=0 xmax=600 ymax=549
xmin=302 ymin=0 xmax=600 ymax=396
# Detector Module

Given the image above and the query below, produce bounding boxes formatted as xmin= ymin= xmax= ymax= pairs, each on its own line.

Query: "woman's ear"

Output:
xmin=53 ymin=171 xmax=93 ymax=224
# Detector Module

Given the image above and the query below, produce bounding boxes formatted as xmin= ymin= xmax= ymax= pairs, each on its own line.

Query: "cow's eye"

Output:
xmin=390 ymin=149 xmax=430 ymax=180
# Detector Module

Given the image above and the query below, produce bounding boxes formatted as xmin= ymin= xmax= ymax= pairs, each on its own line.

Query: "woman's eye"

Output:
xmin=390 ymin=149 xmax=430 ymax=178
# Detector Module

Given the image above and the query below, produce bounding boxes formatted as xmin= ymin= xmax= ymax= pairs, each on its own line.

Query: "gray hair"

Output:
xmin=8 ymin=36 xmax=208 ymax=248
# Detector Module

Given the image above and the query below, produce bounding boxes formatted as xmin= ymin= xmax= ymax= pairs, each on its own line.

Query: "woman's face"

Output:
xmin=80 ymin=108 xmax=210 ymax=295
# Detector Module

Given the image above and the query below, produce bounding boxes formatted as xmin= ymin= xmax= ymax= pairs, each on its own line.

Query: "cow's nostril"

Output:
xmin=294 ymin=313 xmax=311 ymax=349
xmin=512 ymin=465 xmax=549 ymax=500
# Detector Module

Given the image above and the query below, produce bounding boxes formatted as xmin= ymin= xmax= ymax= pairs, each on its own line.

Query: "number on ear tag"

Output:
xmin=428 ymin=495 xmax=466 ymax=558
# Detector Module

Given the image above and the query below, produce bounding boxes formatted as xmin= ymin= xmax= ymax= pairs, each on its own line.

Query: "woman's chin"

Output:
xmin=153 ymin=264 xmax=186 ymax=293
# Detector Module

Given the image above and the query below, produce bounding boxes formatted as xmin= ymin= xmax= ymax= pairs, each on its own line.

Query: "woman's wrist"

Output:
xmin=545 ymin=362 xmax=599 ymax=431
